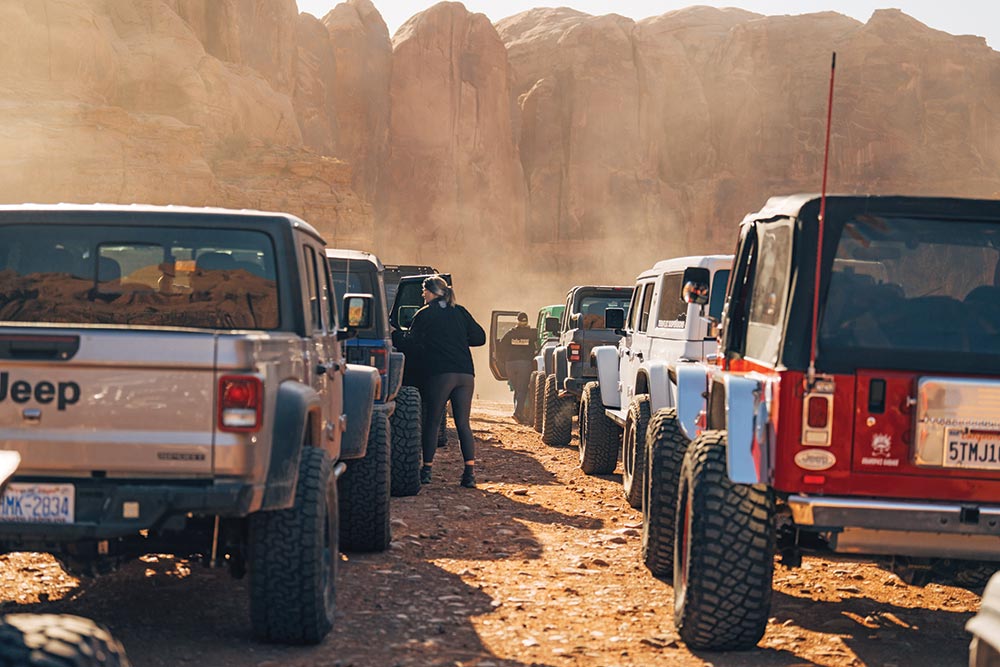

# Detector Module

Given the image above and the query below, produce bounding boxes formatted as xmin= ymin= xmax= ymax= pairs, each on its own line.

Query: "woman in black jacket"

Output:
xmin=394 ymin=276 xmax=486 ymax=487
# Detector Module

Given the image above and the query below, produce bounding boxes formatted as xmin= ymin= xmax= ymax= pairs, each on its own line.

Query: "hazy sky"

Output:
xmin=296 ymin=1 xmax=999 ymax=49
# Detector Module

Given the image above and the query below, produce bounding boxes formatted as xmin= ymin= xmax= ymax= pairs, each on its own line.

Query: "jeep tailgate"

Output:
xmin=0 ymin=330 xmax=217 ymax=476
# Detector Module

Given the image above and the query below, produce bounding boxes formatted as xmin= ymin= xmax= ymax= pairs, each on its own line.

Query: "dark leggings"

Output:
xmin=422 ymin=373 xmax=475 ymax=464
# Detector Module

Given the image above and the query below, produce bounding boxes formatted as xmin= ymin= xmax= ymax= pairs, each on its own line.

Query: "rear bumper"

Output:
xmin=0 ymin=479 xmax=256 ymax=544
xmin=788 ymin=494 xmax=1000 ymax=560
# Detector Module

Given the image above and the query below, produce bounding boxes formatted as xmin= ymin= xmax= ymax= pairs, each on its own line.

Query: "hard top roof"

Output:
xmin=740 ymin=193 xmax=1000 ymax=226
xmin=0 ymin=202 xmax=324 ymax=242
xmin=325 ymin=248 xmax=384 ymax=271
xmin=644 ymin=254 xmax=733 ymax=278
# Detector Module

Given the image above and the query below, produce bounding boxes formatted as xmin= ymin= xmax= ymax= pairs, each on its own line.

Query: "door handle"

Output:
xmin=635 ymin=352 xmax=644 ymax=361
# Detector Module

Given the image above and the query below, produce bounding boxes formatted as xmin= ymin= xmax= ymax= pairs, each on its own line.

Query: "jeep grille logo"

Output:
xmin=0 ymin=373 xmax=80 ymax=411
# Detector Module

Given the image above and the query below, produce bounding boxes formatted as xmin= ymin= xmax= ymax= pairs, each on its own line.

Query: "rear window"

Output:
xmin=820 ymin=215 xmax=1000 ymax=357
xmin=575 ymin=292 xmax=632 ymax=330
xmin=0 ymin=225 xmax=279 ymax=329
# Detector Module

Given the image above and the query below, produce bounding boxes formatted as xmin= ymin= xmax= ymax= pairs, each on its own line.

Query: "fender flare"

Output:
xmin=645 ymin=361 xmax=672 ymax=413
xmin=261 ymin=381 xmax=320 ymax=510
xmin=674 ymin=362 xmax=709 ymax=441
xmin=723 ymin=373 xmax=773 ymax=485
xmin=341 ymin=364 xmax=380 ymax=460
xmin=543 ymin=346 xmax=556 ymax=376
xmin=593 ymin=345 xmax=620 ymax=408
xmin=385 ymin=351 xmax=405 ymax=402
xmin=554 ymin=347 xmax=568 ymax=386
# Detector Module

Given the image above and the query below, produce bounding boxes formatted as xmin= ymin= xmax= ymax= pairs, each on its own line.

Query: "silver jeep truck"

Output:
xmin=0 ymin=204 xmax=382 ymax=645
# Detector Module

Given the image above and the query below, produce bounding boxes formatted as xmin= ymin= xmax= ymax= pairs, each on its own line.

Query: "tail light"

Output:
xmin=801 ymin=378 xmax=834 ymax=446
xmin=567 ymin=343 xmax=582 ymax=363
xmin=219 ymin=375 xmax=263 ymax=432
xmin=806 ymin=396 xmax=829 ymax=428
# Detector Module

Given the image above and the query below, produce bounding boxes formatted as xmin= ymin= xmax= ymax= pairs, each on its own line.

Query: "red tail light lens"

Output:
xmin=806 ymin=396 xmax=829 ymax=428
xmin=567 ymin=343 xmax=582 ymax=362
xmin=219 ymin=375 xmax=262 ymax=432
xmin=803 ymin=474 xmax=826 ymax=485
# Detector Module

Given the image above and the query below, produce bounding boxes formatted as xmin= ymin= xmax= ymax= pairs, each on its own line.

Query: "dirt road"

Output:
xmin=0 ymin=401 xmax=983 ymax=666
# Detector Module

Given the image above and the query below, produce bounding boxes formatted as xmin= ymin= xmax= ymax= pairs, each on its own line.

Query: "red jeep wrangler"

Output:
xmin=667 ymin=194 xmax=1000 ymax=650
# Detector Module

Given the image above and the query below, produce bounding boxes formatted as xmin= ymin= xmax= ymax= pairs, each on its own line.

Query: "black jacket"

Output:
xmin=394 ymin=300 xmax=486 ymax=377
xmin=497 ymin=324 xmax=537 ymax=365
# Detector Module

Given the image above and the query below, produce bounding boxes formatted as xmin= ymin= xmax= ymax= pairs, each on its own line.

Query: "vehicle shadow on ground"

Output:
xmin=767 ymin=588 xmax=973 ymax=666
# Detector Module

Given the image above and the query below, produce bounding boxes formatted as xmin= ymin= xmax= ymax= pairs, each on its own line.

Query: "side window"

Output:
xmin=638 ymin=283 xmax=655 ymax=332
xmin=745 ymin=224 xmax=792 ymax=363
xmin=303 ymin=245 xmax=322 ymax=332
xmin=656 ymin=273 xmax=686 ymax=327
xmin=627 ymin=284 xmax=645 ymax=331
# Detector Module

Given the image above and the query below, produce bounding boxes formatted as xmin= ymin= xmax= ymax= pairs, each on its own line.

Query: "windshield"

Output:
xmin=0 ymin=224 xmax=279 ymax=329
xmin=819 ymin=215 xmax=1000 ymax=357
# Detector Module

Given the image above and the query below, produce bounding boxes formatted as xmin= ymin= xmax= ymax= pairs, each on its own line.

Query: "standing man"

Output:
xmin=497 ymin=312 xmax=537 ymax=424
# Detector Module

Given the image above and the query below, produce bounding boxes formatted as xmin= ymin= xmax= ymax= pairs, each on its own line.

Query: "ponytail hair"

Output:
xmin=422 ymin=275 xmax=456 ymax=306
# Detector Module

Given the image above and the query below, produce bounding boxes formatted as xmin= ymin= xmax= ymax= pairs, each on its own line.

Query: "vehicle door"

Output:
xmin=488 ymin=310 xmax=523 ymax=381
xmin=620 ymin=282 xmax=650 ymax=407
xmin=650 ymin=271 xmax=688 ymax=369
xmin=302 ymin=240 xmax=343 ymax=453
xmin=388 ymin=273 xmax=452 ymax=332
xmin=631 ymin=282 xmax=657 ymax=392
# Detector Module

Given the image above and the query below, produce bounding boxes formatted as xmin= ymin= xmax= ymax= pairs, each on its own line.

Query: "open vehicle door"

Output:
xmin=389 ymin=273 xmax=452 ymax=331
xmin=489 ymin=310 xmax=523 ymax=381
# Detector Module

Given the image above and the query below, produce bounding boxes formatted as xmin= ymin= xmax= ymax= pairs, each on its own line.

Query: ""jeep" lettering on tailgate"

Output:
xmin=0 ymin=373 xmax=80 ymax=410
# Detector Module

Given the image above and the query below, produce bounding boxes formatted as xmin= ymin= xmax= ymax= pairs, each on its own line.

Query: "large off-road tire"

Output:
xmin=642 ymin=408 xmax=688 ymax=579
xmin=338 ymin=412 xmax=392 ymax=553
xmin=0 ymin=614 xmax=130 ymax=666
xmin=532 ymin=373 xmax=546 ymax=433
xmin=541 ymin=374 xmax=574 ymax=447
xmin=389 ymin=386 xmax=422 ymax=497
xmin=674 ymin=431 xmax=775 ymax=651
xmin=524 ymin=371 xmax=540 ymax=425
xmin=578 ymin=382 xmax=621 ymax=475
xmin=249 ymin=447 xmax=338 ymax=644
xmin=621 ymin=394 xmax=650 ymax=508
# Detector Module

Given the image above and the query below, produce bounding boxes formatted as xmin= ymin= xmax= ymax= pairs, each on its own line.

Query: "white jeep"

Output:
xmin=582 ymin=255 xmax=732 ymax=517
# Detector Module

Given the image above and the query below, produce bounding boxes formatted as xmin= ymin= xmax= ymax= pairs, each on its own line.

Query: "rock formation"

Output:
xmin=1 ymin=1 xmax=999 ymax=301
xmin=381 ymin=2 xmax=527 ymax=284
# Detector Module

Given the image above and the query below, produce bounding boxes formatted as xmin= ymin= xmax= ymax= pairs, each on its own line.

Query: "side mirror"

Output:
xmin=544 ymin=316 xmax=560 ymax=334
xmin=338 ymin=293 xmax=373 ymax=340
xmin=682 ymin=267 xmax=711 ymax=306
xmin=605 ymin=307 xmax=625 ymax=331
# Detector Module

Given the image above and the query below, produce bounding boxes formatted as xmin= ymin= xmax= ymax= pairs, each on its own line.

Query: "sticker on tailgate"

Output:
xmin=0 ymin=483 xmax=75 ymax=524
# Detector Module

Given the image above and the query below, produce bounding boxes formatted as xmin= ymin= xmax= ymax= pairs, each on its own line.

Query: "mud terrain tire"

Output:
xmin=532 ymin=373 xmax=546 ymax=433
xmin=541 ymin=374 xmax=573 ymax=446
xmin=579 ymin=382 xmax=621 ymax=474
xmin=0 ymin=614 xmax=131 ymax=667
xmin=525 ymin=371 xmax=540 ymax=425
xmin=249 ymin=447 xmax=338 ymax=644
xmin=674 ymin=431 xmax=775 ymax=651
xmin=390 ymin=386 xmax=422 ymax=497
xmin=641 ymin=408 xmax=688 ymax=579
xmin=622 ymin=394 xmax=650 ymax=508
xmin=339 ymin=412 xmax=392 ymax=552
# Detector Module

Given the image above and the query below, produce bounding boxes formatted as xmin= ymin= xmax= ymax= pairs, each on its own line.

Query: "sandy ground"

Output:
xmin=0 ymin=400 xmax=984 ymax=667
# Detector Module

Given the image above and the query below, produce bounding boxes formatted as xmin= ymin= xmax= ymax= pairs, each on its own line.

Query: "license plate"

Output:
xmin=0 ymin=483 xmax=75 ymax=524
xmin=945 ymin=428 xmax=1000 ymax=470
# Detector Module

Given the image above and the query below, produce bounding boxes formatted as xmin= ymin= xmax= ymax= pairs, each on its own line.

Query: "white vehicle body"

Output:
xmin=594 ymin=255 xmax=733 ymax=426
